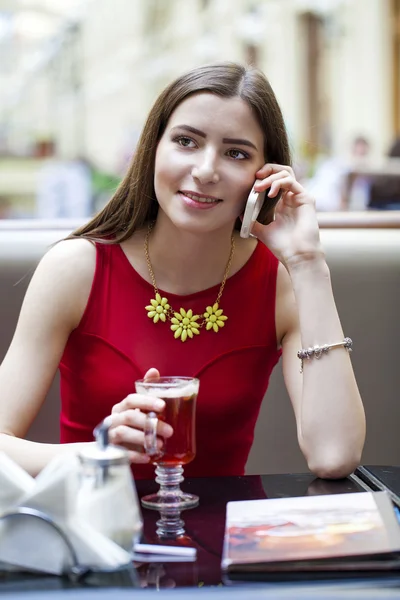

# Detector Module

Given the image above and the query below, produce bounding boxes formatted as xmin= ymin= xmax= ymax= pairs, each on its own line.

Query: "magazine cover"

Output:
xmin=222 ymin=491 xmax=400 ymax=573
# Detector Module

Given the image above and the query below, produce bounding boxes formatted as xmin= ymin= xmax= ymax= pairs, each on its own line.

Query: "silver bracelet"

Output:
xmin=297 ymin=337 xmax=353 ymax=373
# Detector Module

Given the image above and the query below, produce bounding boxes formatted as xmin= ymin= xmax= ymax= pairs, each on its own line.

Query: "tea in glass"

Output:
xmin=135 ymin=376 xmax=199 ymax=510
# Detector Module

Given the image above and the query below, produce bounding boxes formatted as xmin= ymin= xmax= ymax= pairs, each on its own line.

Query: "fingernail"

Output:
xmin=154 ymin=400 xmax=165 ymax=410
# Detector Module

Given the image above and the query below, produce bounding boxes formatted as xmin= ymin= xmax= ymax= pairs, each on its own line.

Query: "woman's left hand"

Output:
xmin=251 ymin=163 xmax=324 ymax=269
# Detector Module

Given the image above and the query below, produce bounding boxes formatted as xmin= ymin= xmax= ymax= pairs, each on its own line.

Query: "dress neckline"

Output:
xmin=115 ymin=240 xmax=263 ymax=301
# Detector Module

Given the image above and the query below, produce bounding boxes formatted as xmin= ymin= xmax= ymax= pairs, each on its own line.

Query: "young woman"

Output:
xmin=0 ymin=63 xmax=365 ymax=479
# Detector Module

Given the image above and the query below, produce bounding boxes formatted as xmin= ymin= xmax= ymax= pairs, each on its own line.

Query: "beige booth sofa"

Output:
xmin=0 ymin=219 xmax=399 ymax=474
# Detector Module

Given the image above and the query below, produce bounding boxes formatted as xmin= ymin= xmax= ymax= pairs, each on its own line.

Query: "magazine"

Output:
xmin=221 ymin=491 xmax=400 ymax=575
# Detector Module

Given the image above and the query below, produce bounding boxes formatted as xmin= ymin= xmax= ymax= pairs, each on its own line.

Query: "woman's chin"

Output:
xmin=157 ymin=206 xmax=235 ymax=235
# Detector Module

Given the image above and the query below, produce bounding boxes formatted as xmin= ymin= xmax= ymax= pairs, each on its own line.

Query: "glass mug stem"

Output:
xmin=155 ymin=464 xmax=184 ymax=487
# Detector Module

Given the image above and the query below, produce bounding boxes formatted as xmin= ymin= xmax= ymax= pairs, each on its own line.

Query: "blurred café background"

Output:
xmin=0 ymin=0 xmax=400 ymax=219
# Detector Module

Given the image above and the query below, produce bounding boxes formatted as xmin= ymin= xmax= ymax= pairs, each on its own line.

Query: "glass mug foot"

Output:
xmin=141 ymin=492 xmax=199 ymax=511
xmin=141 ymin=465 xmax=199 ymax=510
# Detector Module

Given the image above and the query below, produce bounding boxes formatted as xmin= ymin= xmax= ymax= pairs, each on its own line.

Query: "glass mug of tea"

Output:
xmin=135 ymin=376 xmax=199 ymax=510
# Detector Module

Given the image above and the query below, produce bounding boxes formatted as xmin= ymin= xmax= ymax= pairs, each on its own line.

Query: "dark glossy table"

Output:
xmin=1 ymin=467 xmax=400 ymax=599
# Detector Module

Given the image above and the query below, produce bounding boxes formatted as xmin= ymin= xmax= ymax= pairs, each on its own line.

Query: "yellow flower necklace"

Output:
xmin=144 ymin=224 xmax=235 ymax=342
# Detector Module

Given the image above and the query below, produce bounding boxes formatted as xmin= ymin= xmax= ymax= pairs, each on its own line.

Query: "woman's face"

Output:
xmin=154 ymin=92 xmax=265 ymax=235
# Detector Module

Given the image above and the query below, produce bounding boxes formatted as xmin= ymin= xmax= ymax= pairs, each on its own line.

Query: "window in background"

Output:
xmin=300 ymin=11 xmax=328 ymax=158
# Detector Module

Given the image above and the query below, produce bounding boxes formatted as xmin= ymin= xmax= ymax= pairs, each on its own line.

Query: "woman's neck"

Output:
xmin=148 ymin=216 xmax=236 ymax=295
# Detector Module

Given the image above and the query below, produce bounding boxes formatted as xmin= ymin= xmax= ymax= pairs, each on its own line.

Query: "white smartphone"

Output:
xmin=240 ymin=183 xmax=266 ymax=239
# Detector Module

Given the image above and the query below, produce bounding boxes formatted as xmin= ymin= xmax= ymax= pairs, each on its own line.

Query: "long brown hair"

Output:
xmin=71 ymin=62 xmax=291 ymax=243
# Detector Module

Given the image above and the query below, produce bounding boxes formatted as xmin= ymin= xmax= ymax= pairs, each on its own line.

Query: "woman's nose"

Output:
xmin=191 ymin=152 xmax=220 ymax=184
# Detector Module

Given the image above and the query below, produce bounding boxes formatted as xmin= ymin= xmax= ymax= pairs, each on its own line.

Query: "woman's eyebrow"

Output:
xmin=171 ymin=125 xmax=206 ymax=138
xmin=171 ymin=125 xmax=258 ymax=151
xmin=222 ymin=137 xmax=258 ymax=151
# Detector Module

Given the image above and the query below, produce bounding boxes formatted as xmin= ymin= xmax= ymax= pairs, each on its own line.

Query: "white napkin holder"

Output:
xmin=0 ymin=443 xmax=141 ymax=579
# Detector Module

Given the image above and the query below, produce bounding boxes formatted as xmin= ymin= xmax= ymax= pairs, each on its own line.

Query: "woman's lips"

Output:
xmin=179 ymin=191 xmax=221 ymax=210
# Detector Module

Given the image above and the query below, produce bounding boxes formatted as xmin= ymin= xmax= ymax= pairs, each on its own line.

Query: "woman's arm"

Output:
xmin=253 ymin=163 xmax=366 ymax=479
xmin=0 ymin=238 xmax=97 ymax=476
xmin=276 ymin=260 xmax=365 ymax=479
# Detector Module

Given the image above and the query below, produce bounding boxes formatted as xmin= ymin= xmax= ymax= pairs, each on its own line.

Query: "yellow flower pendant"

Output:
xmin=145 ymin=293 xmax=170 ymax=323
xmin=145 ymin=295 xmax=228 ymax=342
xmin=171 ymin=308 xmax=200 ymax=342
xmin=204 ymin=303 xmax=228 ymax=332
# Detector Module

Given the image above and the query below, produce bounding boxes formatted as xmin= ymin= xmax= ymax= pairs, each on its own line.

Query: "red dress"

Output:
xmin=59 ymin=242 xmax=281 ymax=479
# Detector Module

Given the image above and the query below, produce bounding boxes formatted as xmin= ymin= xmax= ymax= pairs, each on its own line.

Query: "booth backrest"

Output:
xmin=0 ymin=224 xmax=399 ymax=474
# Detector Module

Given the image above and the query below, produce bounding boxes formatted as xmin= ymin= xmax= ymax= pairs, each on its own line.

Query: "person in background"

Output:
xmin=344 ymin=136 xmax=372 ymax=211
xmin=0 ymin=63 xmax=365 ymax=481
xmin=308 ymin=136 xmax=372 ymax=212
xmin=368 ymin=138 xmax=400 ymax=211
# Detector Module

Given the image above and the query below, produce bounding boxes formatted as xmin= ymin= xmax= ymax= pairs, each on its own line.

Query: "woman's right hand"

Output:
xmin=108 ymin=368 xmax=173 ymax=464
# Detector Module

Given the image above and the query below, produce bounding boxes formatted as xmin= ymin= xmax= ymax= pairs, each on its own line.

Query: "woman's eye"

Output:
xmin=175 ymin=136 xmax=196 ymax=148
xmin=227 ymin=149 xmax=248 ymax=160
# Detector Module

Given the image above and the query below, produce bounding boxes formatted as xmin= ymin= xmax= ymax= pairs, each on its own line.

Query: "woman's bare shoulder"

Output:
xmin=40 ymin=237 xmax=97 ymax=278
xmin=43 ymin=236 xmax=96 ymax=260
xmin=32 ymin=238 xmax=98 ymax=327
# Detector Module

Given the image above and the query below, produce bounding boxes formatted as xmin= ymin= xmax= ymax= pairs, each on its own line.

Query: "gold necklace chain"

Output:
xmin=144 ymin=222 xmax=235 ymax=342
